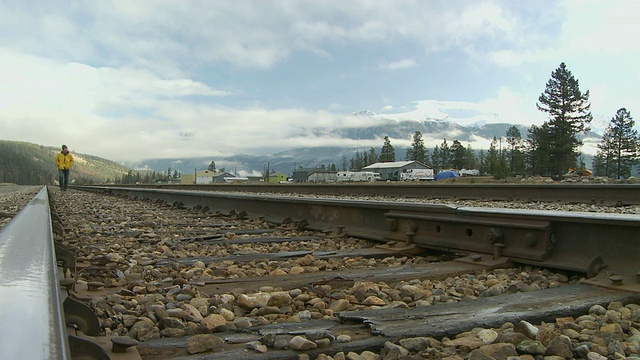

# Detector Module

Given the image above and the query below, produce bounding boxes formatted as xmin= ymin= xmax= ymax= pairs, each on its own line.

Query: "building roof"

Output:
xmin=294 ymin=168 xmax=336 ymax=175
xmin=363 ymin=161 xmax=425 ymax=169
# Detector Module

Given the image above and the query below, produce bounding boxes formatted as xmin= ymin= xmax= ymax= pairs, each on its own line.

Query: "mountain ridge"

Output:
xmin=2 ymin=115 xmax=603 ymax=183
xmin=128 ymin=119 xmax=601 ymax=176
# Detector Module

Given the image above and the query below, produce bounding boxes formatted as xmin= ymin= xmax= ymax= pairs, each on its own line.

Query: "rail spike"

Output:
xmin=68 ymin=335 xmax=110 ymax=359
xmin=63 ymin=297 xmax=101 ymax=336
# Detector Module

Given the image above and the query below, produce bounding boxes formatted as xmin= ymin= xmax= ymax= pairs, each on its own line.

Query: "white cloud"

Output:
xmin=380 ymin=59 xmax=417 ymax=70
xmin=1 ymin=1 xmax=637 ymax=167
xmin=561 ymin=0 xmax=640 ymax=54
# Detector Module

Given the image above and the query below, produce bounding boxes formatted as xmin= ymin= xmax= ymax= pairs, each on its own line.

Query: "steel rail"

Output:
xmin=78 ymin=186 xmax=640 ymax=288
xmin=0 ymin=186 xmax=70 ymax=359
xmin=95 ymin=183 xmax=640 ymax=205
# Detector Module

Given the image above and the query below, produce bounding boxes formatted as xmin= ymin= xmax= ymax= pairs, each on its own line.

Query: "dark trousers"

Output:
xmin=59 ymin=169 xmax=70 ymax=190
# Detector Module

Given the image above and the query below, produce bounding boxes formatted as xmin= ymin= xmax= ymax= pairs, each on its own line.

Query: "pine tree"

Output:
xmin=410 ymin=132 xmax=427 ymax=164
xmin=436 ymin=139 xmax=452 ymax=170
xmin=596 ymin=108 xmax=640 ymax=179
xmin=486 ymin=137 xmax=499 ymax=175
xmin=430 ymin=146 xmax=441 ymax=174
xmin=505 ymin=126 xmax=526 ymax=176
xmin=380 ymin=136 xmax=396 ymax=162
xmin=486 ymin=137 xmax=508 ymax=179
xmin=527 ymin=123 xmax=554 ymax=176
xmin=404 ymin=148 xmax=412 ymax=161
xmin=353 ymin=151 xmax=363 ymax=171
xmin=537 ymin=62 xmax=592 ymax=176
xmin=367 ymin=147 xmax=378 ymax=165
xmin=451 ymin=140 xmax=466 ymax=170
xmin=591 ymin=151 xmax=608 ymax=177
xmin=464 ymin=144 xmax=477 ymax=170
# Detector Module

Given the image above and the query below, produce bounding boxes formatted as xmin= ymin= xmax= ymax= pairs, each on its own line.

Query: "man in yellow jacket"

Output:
xmin=55 ymin=145 xmax=74 ymax=191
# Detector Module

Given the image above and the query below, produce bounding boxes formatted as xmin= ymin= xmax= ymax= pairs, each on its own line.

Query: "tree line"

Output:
xmin=112 ymin=167 xmax=182 ymax=184
xmin=335 ymin=63 xmax=639 ymax=179
xmin=0 ymin=141 xmax=130 ymax=185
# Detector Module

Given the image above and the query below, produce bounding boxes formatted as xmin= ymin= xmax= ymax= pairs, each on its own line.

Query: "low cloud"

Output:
xmin=380 ymin=59 xmax=417 ymax=70
xmin=1 ymin=1 xmax=635 ymax=166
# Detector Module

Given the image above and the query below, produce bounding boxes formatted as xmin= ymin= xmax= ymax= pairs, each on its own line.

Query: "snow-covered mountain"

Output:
xmin=131 ymin=109 xmax=601 ymax=176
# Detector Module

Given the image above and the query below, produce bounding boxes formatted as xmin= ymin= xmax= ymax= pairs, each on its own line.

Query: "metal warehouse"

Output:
xmin=292 ymin=168 xmax=338 ymax=183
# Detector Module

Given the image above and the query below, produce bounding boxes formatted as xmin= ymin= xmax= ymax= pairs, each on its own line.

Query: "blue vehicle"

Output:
xmin=434 ymin=170 xmax=458 ymax=181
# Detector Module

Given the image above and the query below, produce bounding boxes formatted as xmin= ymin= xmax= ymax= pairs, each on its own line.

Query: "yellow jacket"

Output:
xmin=55 ymin=152 xmax=74 ymax=170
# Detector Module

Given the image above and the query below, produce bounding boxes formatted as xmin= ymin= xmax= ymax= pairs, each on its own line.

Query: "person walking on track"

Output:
xmin=55 ymin=144 xmax=74 ymax=191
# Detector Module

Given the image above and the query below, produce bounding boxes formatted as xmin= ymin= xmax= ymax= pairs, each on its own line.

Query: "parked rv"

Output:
xmin=337 ymin=171 xmax=380 ymax=182
xmin=459 ymin=169 xmax=480 ymax=176
xmin=223 ymin=176 xmax=249 ymax=183
xmin=400 ymin=168 xmax=434 ymax=181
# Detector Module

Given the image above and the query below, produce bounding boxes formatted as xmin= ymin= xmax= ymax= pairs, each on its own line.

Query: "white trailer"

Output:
xmin=337 ymin=171 xmax=379 ymax=182
xmin=400 ymin=168 xmax=434 ymax=181
xmin=459 ymin=169 xmax=480 ymax=176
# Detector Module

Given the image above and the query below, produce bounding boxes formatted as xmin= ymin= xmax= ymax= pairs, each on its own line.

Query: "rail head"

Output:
xmin=0 ymin=186 xmax=70 ymax=359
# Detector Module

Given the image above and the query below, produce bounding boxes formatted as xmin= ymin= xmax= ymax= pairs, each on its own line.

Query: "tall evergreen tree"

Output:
xmin=367 ymin=147 xmax=378 ymax=165
xmin=451 ymin=140 xmax=466 ymax=170
xmin=595 ymin=108 xmax=640 ymax=179
xmin=591 ymin=151 xmax=608 ymax=177
xmin=486 ymin=137 xmax=508 ymax=179
xmin=505 ymin=126 xmax=526 ymax=176
xmin=436 ymin=139 xmax=452 ymax=170
xmin=526 ymin=124 xmax=553 ymax=176
xmin=464 ymin=144 xmax=478 ymax=170
xmin=537 ymin=62 xmax=593 ymax=176
xmin=478 ymin=149 xmax=485 ymax=175
xmin=410 ymin=131 xmax=427 ymax=164
xmin=485 ymin=137 xmax=499 ymax=175
xmin=430 ymin=146 xmax=441 ymax=174
xmin=353 ymin=151 xmax=364 ymax=171
xmin=380 ymin=136 xmax=396 ymax=162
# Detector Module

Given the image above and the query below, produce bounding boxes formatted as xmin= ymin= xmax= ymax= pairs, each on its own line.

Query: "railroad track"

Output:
xmin=103 ymin=183 xmax=640 ymax=206
xmin=2 ymin=185 xmax=640 ymax=359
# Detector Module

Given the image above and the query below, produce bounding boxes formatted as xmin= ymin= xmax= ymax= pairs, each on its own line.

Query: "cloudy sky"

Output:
xmin=1 ymin=1 xmax=639 ymax=164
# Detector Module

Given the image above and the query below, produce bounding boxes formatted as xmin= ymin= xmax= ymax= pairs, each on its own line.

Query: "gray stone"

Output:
xmin=477 ymin=329 xmax=498 ymax=344
xmin=516 ymin=340 xmax=546 ymax=355
xmin=480 ymin=343 xmax=518 ymax=359
xmin=336 ymin=334 xmax=352 ymax=343
xmin=201 ymin=314 xmax=226 ymax=331
xmin=544 ymin=335 xmax=573 ymax=358
xmin=186 ymin=334 xmax=224 ymax=354
xmin=514 ymin=320 xmax=539 ymax=339
xmin=587 ymin=352 xmax=608 ymax=360
xmin=161 ymin=316 xmax=185 ymax=329
xmin=468 ymin=349 xmax=494 ymax=360
xmin=498 ymin=331 xmax=529 ymax=345
xmin=288 ymin=335 xmax=317 ymax=351
xmin=329 ymin=299 xmax=351 ymax=312
xmin=398 ymin=337 xmax=431 ymax=352
xmin=246 ymin=341 xmax=268 ymax=353
xmin=383 ymin=341 xmax=409 ymax=356
xmin=129 ymin=317 xmax=156 ymax=340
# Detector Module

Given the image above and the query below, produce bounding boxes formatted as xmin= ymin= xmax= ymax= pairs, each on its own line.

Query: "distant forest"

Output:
xmin=0 ymin=141 xmax=131 ymax=185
